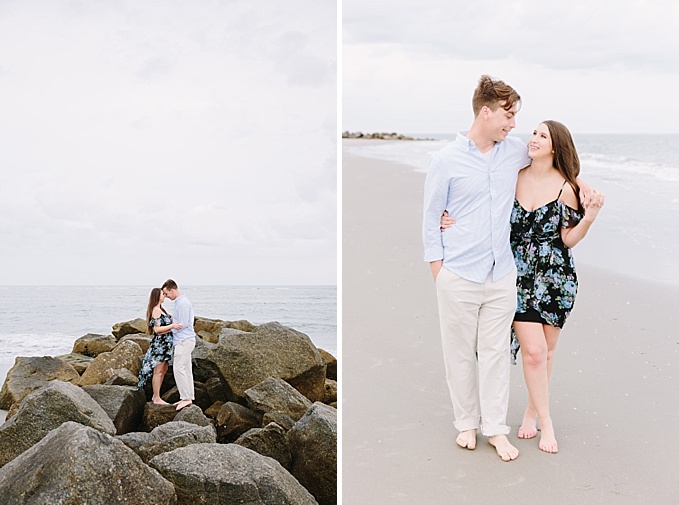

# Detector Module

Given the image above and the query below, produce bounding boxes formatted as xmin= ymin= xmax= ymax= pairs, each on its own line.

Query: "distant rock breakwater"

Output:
xmin=0 ymin=316 xmax=337 ymax=505
xmin=342 ymin=130 xmax=435 ymax=140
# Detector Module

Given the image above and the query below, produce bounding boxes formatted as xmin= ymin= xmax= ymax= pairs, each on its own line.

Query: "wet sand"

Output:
xmin=342 ymin=144 xmax=679 ymax=504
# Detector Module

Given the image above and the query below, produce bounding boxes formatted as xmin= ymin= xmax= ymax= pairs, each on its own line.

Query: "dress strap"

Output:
xmin=556 ymin=180 xmax=568 ymax=199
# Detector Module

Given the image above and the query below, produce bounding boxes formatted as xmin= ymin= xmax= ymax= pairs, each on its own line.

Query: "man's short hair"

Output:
xmin=161 ymin=279 xmax=178 ymax=291
xmin=472 ymin=75 xmax=521 ymax=116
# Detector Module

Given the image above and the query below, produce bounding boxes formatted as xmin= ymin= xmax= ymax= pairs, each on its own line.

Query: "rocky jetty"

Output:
xmin=0 ymin=317 xmax=337 ymax=505
xmin=342 ymin=130 xmax=435 ymax=140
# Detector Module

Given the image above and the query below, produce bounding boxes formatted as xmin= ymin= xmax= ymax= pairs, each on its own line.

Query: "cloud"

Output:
xmin=343 ymin=0 xmax=679 ymax=72
xmin=0 ymin=0 xmax=336 ymax=285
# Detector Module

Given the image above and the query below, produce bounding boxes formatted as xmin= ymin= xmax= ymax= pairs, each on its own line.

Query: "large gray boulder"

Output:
xmin=173 ymin=404 xmax=212 ymax=427
xmin=120 ymin=333 xmax=152 ymax=353
xmin=82 ymin=384 xmax=147 ymax=435
xmin=0 ymin=421 xmax=177 ymax=504
xmin=103 ymin=367 xmax=140 ymax=386
xmin=323 ymin=379 xmax=338 ymax=405
xmin=149 ymin=443 xmax=317 ymax=505
xmin=0 ymin=380 xmax=116 ymax=467
xmin=318 ymin=349 xmax=337 ymax=381
xmin=0 ymin=356 xmax=80 ymax=410
xmin=190 ymin=337 xmax=221 ymax=383
xmin=72 ymin=333 xmax=118 ymax=357
xmin=288 ymin=402 xmax=337 ymax=505
xmin=78 ymin=340 xmax=143 ymax=386
xmin=112 ymin=318 xmax=148 ymax=340
xmin=142 ymin=403 xmax=181 ymax=432
xmin=117 ymin=431 xmax=152 ymax=453
xmin=245 ymin=377 xmax=312 ymax=421
xmin=235 ymin=422 xmax=292 ymax=470
xmin=137 ymin=421 xmax=216 ymax=463
xmin=57 ymin=352 xmax=94 ymax=375
xmin=206 ymin=322 xmax=326 ymax=402
xmin=194 ymin=316 xmax=226 ymax=343
xmin=215 ymin=401 xmax=260 ymax=443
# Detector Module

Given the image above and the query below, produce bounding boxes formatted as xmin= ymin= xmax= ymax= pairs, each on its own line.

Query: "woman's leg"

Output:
xmin=514 ymin=321 xmax=559 ymax=453
xmin=152 ymin=361 xmax=169 ymax=405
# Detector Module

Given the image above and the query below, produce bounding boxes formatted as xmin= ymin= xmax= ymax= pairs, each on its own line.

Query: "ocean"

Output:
xmin=0 ymin=285 xmax=337 ymax=369
xmin=344 ymin=133 xmax=679 ymax=288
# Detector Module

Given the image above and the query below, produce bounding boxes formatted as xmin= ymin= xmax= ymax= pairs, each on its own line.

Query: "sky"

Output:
xmin=0 ymin=0 xmax=337 ymax=286
xmin=343 ymin=0 xmax=679 ymax=135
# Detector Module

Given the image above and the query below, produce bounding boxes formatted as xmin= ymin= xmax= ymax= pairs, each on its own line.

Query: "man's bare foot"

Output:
xmin=152 ymin=397 xmax=170 ymax=405
xmin=175 ymin=399 xmax=193 ymax=411
xmin=538 ymin=418 xmax=558 ymax=453
xmin=517 ymin=408 xmax=538 ymax=439
xmin=456 ymin=429 xmax=477 ymax=450
xmin=488 ymin=435 xmax=519 ymax=462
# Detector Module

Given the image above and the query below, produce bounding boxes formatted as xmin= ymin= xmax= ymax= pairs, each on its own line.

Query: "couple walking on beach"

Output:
xmin=423 ymin=75 xmax=605 ymax=460
xmin=136 ymin=279 xmax=196 ymax=411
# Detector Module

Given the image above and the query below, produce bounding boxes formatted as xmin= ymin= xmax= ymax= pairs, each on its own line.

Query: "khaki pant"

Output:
xmin=435 ymin=267 xmax=516 ymax=436
xmin=173 ymin=339 xmax=195 ymax=401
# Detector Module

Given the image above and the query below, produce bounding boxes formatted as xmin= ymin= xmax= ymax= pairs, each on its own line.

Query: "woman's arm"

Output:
xmin=561 ymin=187 xmax=605 ymax=248
xmin=155 ymin=321 xmax=182 ymax=334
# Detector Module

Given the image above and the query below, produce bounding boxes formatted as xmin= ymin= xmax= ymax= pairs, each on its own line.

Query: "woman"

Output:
xmin=442 ymin=121 xmax=604 ymax=454
xmin=137 ymin=287 xmax=182 ymax=404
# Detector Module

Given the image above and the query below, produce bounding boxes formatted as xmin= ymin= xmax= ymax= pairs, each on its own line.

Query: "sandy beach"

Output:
xmin=342 ymin=142 xmax=679 ymax=504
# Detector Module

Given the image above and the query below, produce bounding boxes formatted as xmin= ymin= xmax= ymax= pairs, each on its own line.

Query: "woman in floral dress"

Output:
xmin=509 ymin=120 xmax=604 ymax=453
xmin=137 ymin=287 xmax=182 ymax=404
xmin=441 ymin=120 xmax=605 ymax=454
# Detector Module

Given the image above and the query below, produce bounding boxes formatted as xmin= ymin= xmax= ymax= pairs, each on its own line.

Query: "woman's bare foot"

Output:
xmin=152 ymin=397 xmax=170 ymax=405
xmin=456 ymin=429 xmax=477 ymax=450
xmin=517 ymin=408 xmax=538 ymax=439
xmin=488 ymin=435 xmax=519 ymax=461
xmin=175 ymin=399 xmax=193 ymax=411
xmin=538 ymin=418 xmax=558 ymax=453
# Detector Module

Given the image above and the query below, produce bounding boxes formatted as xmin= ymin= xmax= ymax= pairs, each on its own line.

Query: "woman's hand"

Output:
xmin=582 ymin=190 xmax=605 ymax=222
xmin=440 ymin=210 xmax=456 ymax=232
xmin=172 ymin=322 xmax=183 ymax=330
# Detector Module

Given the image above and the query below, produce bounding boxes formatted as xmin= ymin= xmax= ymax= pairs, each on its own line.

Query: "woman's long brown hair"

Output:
xmin=543 ymin=120 xmax=584 ymax=214
xmin=146 ymin=287 xmax=168 ymax=335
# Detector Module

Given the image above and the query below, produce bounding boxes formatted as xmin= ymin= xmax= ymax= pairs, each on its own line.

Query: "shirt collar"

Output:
xmin=456 ymin=131 xmax=499 ymax=155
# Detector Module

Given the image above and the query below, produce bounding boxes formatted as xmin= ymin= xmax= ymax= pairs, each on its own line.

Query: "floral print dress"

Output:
xmin=136 ymin=313 xmax=174 ymax=390
xmin=509 ymin=191 xmax=582 ymax=363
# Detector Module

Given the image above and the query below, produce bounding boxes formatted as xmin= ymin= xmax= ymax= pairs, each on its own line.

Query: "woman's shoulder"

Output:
xmin=151 ymin=307 xmax=163 ymax=319
xmin=558 ymin=180 xmax=579 ymax=209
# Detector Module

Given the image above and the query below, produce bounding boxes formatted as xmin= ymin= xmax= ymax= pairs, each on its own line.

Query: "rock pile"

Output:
xmin=342 ymin=130 xmax=436 ymax=140
xmin=0 ymin=317 xmax=337 ymax=505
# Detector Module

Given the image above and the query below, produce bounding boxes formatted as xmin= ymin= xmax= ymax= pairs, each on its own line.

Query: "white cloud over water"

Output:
xmin=343 ymin=0 xmax=679 ymax=134
xmin=0 ymin=0 xmax=336 ymax=285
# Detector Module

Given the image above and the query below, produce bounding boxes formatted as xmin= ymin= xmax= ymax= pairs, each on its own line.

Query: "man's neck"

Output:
xmin=465 ymin=125 xmax=495 ymax=154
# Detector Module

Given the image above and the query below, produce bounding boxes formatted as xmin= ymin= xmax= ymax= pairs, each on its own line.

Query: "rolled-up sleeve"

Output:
xmin=422 ymin=154 xmax=448 ymax=262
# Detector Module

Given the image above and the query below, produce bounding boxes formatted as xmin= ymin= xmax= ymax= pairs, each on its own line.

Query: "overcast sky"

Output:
xmin=343 ymin=0 xmax=679 ymax=134
xmin=0 ymin=0 xmax=336 ymax=286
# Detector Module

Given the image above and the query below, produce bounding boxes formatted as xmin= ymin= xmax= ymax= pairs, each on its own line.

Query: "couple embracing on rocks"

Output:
xmin=136 ymin=279 xmax=196 ymax=411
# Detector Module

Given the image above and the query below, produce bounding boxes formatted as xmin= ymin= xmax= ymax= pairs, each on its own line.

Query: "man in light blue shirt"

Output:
xmin=162 ymin=279 xmax=196 ymax=411
xmin=423 ymin=75 xmax=530 ymax=462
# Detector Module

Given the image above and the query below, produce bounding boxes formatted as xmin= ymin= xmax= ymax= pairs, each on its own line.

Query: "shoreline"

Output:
xmin=342 ymin=146 xmax=679 ymax=503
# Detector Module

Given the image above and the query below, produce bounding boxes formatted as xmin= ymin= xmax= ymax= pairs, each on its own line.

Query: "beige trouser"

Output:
xmin=173 ymin=339 xmax=195 ymax=401
xmin=436 ymin=266 xmax=517 ymax=436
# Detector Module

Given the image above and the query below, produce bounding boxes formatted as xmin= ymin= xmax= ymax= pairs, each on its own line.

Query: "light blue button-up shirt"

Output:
xmin=172 ymin=295 xmax=196 ymax=346
xmin=423 ymin=132 xmax=531 ymax=283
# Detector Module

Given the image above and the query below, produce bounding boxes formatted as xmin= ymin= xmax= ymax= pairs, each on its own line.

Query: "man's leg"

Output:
xmin=173 ymin=339 xmax=196 ymax=406
xmin=477 ymin=268 xmax=518 ymax=461
xmin=436 ymin=267 xmax=485 ymax=445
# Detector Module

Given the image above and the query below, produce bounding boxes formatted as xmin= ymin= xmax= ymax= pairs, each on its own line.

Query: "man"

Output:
xmin=161 ymin=279 xmax=196 ymax=411
xmin=422 ymin=75 xmax=531 ymax=461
